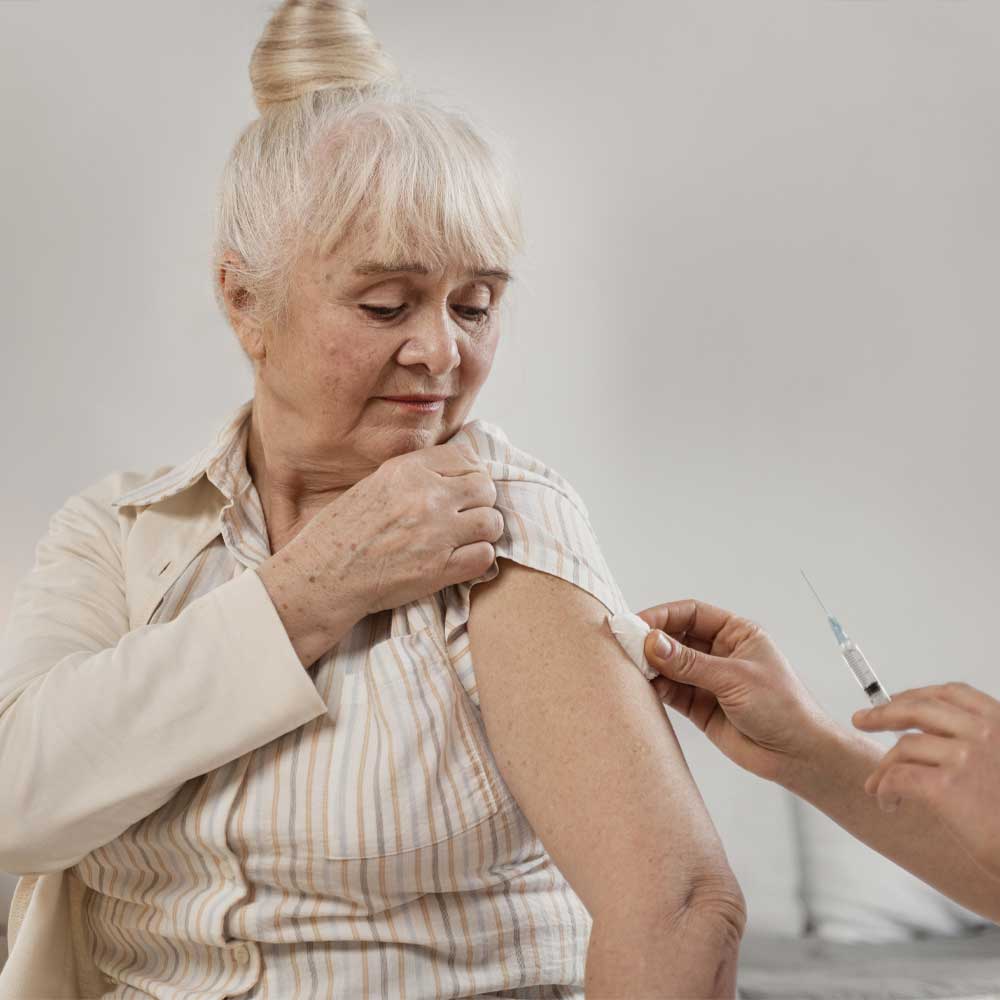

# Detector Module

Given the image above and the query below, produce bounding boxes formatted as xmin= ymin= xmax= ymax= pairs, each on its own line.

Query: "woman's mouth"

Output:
xmin=379 ymin=396 xmax=447 ymax=413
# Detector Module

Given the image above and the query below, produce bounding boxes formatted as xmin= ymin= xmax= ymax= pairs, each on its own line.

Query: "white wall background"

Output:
xmin=1 ymin=0 xmax=998 ymax=942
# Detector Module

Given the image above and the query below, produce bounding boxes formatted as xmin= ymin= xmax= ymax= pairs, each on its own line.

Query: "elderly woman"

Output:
xmin=0 ymin=2 xmax=745 ymax=998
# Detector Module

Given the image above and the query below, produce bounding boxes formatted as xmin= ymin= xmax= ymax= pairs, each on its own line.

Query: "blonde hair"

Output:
xmin=212 ymin=0 xmax=524 ymax=332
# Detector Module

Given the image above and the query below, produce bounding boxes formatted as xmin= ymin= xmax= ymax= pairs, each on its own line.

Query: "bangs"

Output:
xmin=301 ymin=100 xmax=523 ymax=274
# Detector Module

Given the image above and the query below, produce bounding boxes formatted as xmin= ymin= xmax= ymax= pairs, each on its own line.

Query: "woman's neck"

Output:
xmin=245 ymin=398 xmax=352 ymax=553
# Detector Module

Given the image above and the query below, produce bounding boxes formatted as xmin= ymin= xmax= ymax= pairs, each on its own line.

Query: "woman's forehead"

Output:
xmin=350 ymin=257 xmax=510 ymax=282
xmin=313 ymin=214 xmax=511 ymax=283
xmin=317 ymin=238 xmax=509 ymax=283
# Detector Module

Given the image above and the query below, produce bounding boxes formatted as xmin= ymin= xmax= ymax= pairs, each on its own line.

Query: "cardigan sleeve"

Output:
xmin=0 ymin=472 xmax=328 ymax=875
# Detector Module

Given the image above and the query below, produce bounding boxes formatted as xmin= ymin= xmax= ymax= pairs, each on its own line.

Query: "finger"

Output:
xmin=652 ymin=676 xmax=700 ymax=719
xmin=444 ymin=540 xmax=496 ymax=585
xmin=862 ymin=734 xmax=961 ymax=794
xmin=651 ymin=676 xmax=674 ymax=701
xmin=642 ymin=629 xmax=746 ymax=698
xmin=644 ymin=630 xmax=674 ymax=666
xmin=889 ymin=682 xmax=1000 ymax=720
xmin=652 ymin=673 xmax=724 ymax=734
xmin=635 ymin=599 xmax=738 ymax=649
xmin=688 ymin=684 xmax=727 ymax=734
xmin=451 ymin=471 xmax=498 ymax=512
xmin=686 ymin=635 xmax=715 ymax=654
xmin=853 ymin=698 xmax=981 ymax=739
xmin=635 ymin=602 xmax=674 ymax=634
xmin=454 ymin=507 xmax=505 ymax=547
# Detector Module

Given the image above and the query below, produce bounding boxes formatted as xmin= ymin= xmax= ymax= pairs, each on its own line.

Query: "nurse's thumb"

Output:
xmin=644 ymin=630 xmax=726 ymax=694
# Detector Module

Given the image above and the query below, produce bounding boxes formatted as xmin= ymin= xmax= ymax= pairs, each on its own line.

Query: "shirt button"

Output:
xmin=234 ymin=943 xmax=252 ymax=964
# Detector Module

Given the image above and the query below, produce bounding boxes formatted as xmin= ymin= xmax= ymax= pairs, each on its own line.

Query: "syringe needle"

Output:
xmin=799 ymin=569 xmax=891 ymax=707
xmin=800 ymin=569 xmax=833 ymax=618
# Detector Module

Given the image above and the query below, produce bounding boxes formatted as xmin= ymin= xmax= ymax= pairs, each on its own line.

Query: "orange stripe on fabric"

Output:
xmin=364 ymin=641 xmax=408 ymax=1000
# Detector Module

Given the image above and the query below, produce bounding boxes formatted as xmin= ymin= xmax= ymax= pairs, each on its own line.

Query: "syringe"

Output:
xmin=801 ymin=570 xmax=891 ymax=707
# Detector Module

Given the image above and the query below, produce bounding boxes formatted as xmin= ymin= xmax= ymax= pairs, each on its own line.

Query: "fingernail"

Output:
xmin=654 ymin=632 xmax=672 ymax=659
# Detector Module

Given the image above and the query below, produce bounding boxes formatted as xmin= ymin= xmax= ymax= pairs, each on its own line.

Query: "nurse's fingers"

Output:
xmin=635 ymin=599 xmax=741 ymax=655
xmin=889 ymin=683 xmax=1000 ymax=720
xmin=642 ymin=629 xmax=756 ymax=711
xmin=652 ymin=675 xmax=699 ymax=716
xmin=853 ymin=697 xmax=981 ymax=740
xmin=863 ymin=733 xmax=961 ymax=795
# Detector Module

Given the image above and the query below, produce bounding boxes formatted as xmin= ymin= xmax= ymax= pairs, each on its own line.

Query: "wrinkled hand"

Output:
xmin=286 ymin=434 xmax=503 ymax=618
xmin=637 ymin=599 xmax=832 ymax=784
xmin=853 ymin=683 xmax=1000 ymax=880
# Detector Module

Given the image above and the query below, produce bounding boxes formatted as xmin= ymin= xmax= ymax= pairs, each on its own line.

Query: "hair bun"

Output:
xmin=250 ymin=0 xmax=399 ymax=114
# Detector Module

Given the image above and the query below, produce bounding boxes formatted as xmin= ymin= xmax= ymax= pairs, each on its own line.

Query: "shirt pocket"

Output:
xmin=322 ymin=623 xmax=515 ymax=861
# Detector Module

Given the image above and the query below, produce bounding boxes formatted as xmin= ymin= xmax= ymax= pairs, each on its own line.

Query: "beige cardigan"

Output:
xmin=0 ymin=469 xmax=338 ymax=998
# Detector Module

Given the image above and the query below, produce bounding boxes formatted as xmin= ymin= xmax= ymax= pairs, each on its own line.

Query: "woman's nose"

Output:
xmin=396 ymin=309 xmax=461 ymax=375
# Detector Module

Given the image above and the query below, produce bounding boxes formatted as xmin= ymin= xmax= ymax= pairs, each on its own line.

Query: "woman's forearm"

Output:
xmin=0 ymin=570 xmax=330 ymax=874
xmin=782 ymin=723 xmax=1000 ymax=921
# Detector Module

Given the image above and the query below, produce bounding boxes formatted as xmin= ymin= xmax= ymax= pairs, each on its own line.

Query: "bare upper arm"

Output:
xmin=468 ymin=558 xmax=735 ymax=925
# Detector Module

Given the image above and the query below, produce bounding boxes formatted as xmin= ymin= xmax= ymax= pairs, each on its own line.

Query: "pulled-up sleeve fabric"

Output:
xmin=0 ymin=471 xmax=329 ymax=875
xmin=439 ymin=420 xmax=654 ymax=703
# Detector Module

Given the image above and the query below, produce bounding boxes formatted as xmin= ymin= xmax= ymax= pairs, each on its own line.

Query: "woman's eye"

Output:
xmin=453 ymin=306 xmax=490 ymax=323
xmin=360 ymin=304 xmax=405 ymax=319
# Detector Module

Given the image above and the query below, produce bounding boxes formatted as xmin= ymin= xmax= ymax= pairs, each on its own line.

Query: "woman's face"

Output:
xmin=251 ymin=227 xmax=510 ymax=474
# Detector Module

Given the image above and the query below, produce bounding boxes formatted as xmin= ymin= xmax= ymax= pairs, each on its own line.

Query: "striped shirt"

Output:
xmin=67 ymin=398 xmax=634 ymax=999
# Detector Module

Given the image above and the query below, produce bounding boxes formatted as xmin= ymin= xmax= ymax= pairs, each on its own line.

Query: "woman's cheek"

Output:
xmin=463 ymin=328 xmax=500 ymax=385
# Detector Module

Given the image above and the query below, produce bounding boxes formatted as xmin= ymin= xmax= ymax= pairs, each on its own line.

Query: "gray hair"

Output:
xmin=212 ymin=0 xmax=524 ymax=333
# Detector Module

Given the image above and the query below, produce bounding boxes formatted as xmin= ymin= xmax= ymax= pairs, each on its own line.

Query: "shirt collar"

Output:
xmin=111 ymin=398 xmax=255 ymax=510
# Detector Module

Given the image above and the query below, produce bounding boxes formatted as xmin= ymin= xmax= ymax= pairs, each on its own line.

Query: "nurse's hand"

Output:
xmin=638 ymin=600 xmax=833 ymax=784
xmin=853 ymin=685 xmax=1000 ymax=880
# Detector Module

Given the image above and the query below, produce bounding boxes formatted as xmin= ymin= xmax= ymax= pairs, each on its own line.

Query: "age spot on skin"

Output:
xmin=308 ymin=575 xmax=316 ymax=583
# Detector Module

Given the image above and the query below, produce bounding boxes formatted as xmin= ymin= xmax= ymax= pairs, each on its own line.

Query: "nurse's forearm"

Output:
xmin=782 ymin=724 xmax=1000 ymax=922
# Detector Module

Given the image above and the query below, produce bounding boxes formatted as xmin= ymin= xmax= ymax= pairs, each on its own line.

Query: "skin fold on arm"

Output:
xmin=468 ymin=559 xmax=747 ymax=999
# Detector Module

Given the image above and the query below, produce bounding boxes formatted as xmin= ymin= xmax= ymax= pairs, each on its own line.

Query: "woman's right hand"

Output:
xmin=299 ymin=436 xmax=503 ymax=616
xmin=638 ymin=599 xmax=836 ymax=785
xmin=258 ymin=434 xmax=503 ymax=666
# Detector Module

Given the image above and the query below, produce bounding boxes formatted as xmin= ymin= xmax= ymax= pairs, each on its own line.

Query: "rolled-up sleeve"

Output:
xmin=0 ymin=474 xmax=329 ymax=875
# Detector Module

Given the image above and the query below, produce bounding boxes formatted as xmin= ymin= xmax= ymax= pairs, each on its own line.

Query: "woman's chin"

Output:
xmin=375 ymin=423 xmax=445 ymax=460
xmin=362 ymin=402 xmax=468 ymax=462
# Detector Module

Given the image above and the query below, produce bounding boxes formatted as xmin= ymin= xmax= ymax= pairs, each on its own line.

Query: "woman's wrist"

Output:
xmin=256 ymin=554 xmax=365 ymax=669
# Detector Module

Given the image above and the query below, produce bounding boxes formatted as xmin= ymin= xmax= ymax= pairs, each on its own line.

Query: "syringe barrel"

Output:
xmin=840 ymin=642 xmax=879 ymax=689
xmin=868 ymin=686 xmax=891 ymax=706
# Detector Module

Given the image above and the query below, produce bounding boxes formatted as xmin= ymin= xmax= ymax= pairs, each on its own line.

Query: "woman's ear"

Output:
xmin=219 ymin=252 xmax=267 ymax=362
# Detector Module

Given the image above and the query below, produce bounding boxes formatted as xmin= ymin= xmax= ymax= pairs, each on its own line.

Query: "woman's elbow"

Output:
xmin=667 ymin=868 xmax=748 ymax=956
xmin=586 ymin=868 xmax=746 ymax=999
xmin=624 ymin=866 xmax=747 ymax=951
xmin=686 ymin=870 xmax=747 ymax=941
